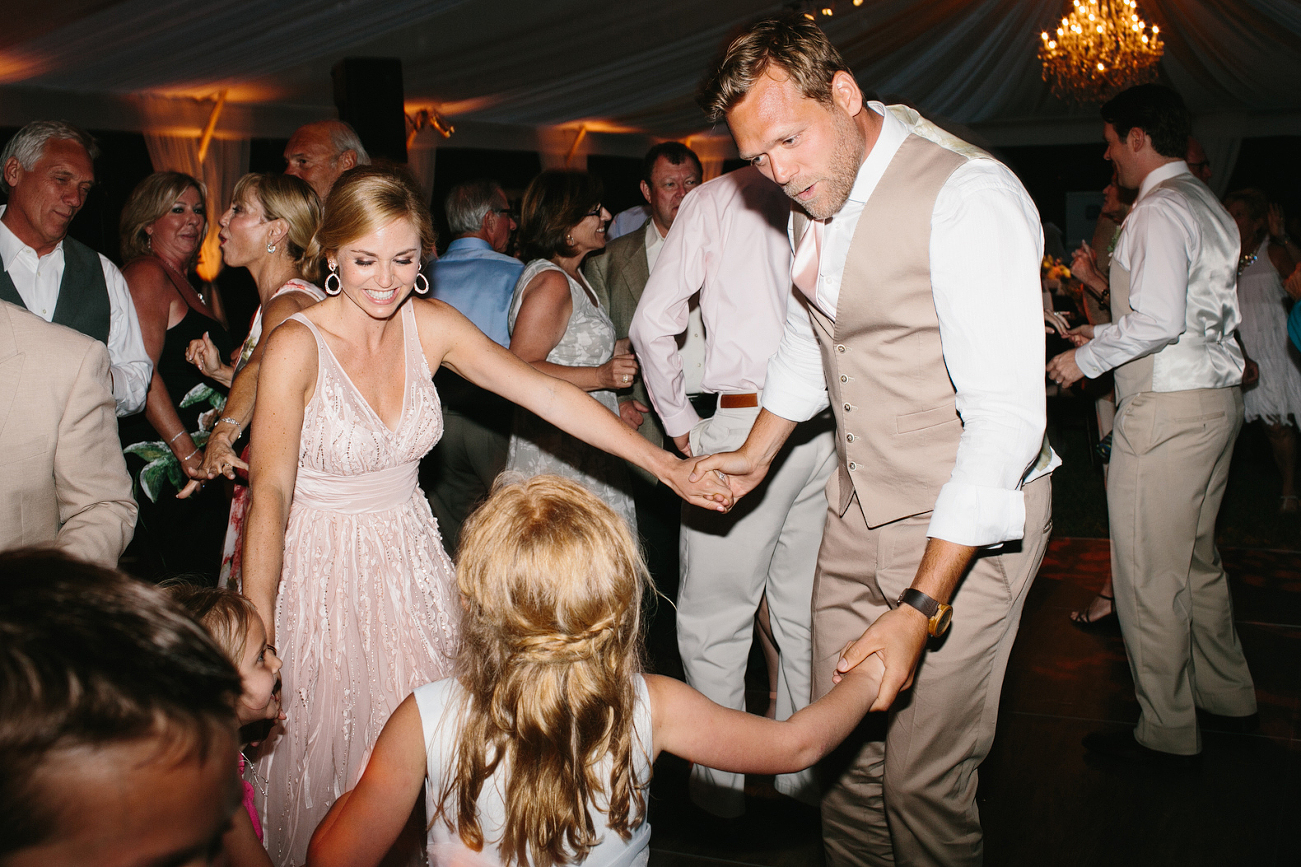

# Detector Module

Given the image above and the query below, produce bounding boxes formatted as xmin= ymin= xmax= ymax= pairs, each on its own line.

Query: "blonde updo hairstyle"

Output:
xmin=229 ymin=173 xmax=322 ymax=273
xmin=446 ymin=475 xmax=649 ymax=867
xmin=304 ymin=164 xmax=436 ymax=285
xmin=119 ymin=171 xmax=207 ymax=264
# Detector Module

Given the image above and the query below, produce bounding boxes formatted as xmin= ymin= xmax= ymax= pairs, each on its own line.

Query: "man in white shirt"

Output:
xmin=694 ymin=18 xmax=1054 ymax=865
xmin=1048 ymin=84 xmax=1256 ymax=760
xmin=0 ymin=121 xmax=150 ymax=416
xmin=586 ymin=144 xmax=705 ymax=603
xmin=630 ymin=165 xmax=836 ymax=816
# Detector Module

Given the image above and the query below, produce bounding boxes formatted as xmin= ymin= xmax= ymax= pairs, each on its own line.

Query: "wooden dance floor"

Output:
xmin=645 ymin=537 xmax=1301 ymax=866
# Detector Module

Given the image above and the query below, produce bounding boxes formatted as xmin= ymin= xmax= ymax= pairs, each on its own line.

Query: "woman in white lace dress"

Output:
xmin=506 ymin=170 xmax=639 ymax=530
xmin=1225 ymin=189 xmax=1301 ymax=511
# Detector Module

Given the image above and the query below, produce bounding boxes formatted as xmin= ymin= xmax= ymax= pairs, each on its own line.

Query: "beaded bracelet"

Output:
xmin=216 ymin=416 xmax=242 ymax=430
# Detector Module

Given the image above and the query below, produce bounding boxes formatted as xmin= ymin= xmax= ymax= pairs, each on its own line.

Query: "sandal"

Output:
xmin=1070 ymin=593 xmax=1117 ymax=630
xmin=1280 ymin=495 xmax=1299 ymax=514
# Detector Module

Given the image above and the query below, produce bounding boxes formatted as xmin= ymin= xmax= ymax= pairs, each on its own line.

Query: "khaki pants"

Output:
xmin=815 ymin=475 xmax=1052 ymax=867
xmin=680 ymin=407 xmax=837 ymax=815
xmin=1108 ymin=386 xmax=1256 ymax=755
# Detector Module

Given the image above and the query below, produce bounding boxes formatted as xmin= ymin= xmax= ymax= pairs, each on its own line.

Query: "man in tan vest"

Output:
xmin=694 ymin=17 xmax=1055 ymax=867
xmin=1048 ymin=84 xmax=1257 ymax=760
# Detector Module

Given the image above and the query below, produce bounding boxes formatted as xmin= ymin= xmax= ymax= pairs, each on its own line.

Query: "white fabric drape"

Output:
xmin=4 ymin=0 xmax=1301 ymax=147
xmin=143 ymin=134 xmax=250 ymax=281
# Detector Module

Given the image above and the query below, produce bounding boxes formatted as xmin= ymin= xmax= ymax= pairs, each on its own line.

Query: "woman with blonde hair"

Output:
xmin=243 ymin=166 xmax=729 ymax=866
xmin=180 ymin=172 xmax=325 ymax=586
xmin=119 ymin=170 xmax=233 ymax=579
xmin=307 ymin=475 xmax=885 ymax=867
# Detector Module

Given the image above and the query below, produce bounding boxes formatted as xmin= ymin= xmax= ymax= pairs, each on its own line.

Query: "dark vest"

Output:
xmin=0 ymin=235 xmax=111 ymax=344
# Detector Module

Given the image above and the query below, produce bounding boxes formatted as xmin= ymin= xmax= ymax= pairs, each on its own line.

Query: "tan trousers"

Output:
xmin=814 ymin=475 xmax=1052 ymax=867
xmin=1108 ymin=386 xmax=1256 ymax=755
xmin=680 ymin=406 xmax=837 ymax=815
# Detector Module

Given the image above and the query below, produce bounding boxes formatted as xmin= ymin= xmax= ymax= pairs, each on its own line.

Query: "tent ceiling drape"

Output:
xmin=2 ymin=0 xmax=1301 ymax=154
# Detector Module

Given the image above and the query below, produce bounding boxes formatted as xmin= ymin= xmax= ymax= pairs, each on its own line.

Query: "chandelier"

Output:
xmin=1039 ymin=0 xmax=1164 ymax=104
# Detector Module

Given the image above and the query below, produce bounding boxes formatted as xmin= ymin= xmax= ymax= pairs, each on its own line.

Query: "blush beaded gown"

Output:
xmin=254 ymin=301 xmax=459 ymax=867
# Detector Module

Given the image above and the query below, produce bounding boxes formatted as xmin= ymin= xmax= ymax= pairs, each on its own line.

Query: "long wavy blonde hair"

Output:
xmin=445 ymin=475 xmax=650 ymax=867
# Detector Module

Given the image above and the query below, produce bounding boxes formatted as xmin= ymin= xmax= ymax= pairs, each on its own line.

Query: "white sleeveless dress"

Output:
xmin=415 ymin=675 xmax=653 ymax=867
xmin=255 ymin=301 xmax=459 ymax=866
xmin=1237 ymin=240 xmax=1301 ymax=424
xmin=505 ymin=259 xmax=636 ymax=531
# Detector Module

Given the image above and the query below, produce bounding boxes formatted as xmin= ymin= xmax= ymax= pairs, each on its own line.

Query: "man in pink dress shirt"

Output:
xmin=629 ymin=165 xmax=837 ymax=817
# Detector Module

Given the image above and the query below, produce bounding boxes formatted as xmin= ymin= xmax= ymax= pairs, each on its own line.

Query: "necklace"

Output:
xmin=156 ymin=255 xmax=206 ymax=305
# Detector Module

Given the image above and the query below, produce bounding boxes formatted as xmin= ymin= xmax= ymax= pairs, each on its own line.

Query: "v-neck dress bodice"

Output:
xmin=254 ymin=301 xmax=459 ymax=867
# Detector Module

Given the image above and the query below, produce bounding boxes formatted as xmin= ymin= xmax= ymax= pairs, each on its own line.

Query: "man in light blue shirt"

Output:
xmin=424 ymin=179 xmax=523 ymax=552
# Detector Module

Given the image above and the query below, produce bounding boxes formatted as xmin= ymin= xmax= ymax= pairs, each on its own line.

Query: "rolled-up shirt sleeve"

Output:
xmin=927 ymin=162 xmax=1048 ymax=547
xmin=102 ymin=256 xmax=151 ymax=416
xmin=630 ymin=193 xmax=710 ymax=438
xmin=761 ymin=287 xmax=830 ymax=422
xmin=1074 ymin=193 xmax=1191 ymax=378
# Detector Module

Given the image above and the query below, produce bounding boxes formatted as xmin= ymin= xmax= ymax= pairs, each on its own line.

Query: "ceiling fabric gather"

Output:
xmin=1 ymin=0 xmax=1299 ymax=150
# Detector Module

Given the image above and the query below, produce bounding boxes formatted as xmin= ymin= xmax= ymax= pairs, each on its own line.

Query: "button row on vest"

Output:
xmin=839 ymin=374 xmax=848 ymax=383
xmin=836 ymin=344 xmax=846 ymax=353
xmin=846 ymin=433 xmax=856 ymax=443
xmin=848 ymin=461 xmax=858 ymax=471
xmin=843 ymin=402 xmax=852 ymax=412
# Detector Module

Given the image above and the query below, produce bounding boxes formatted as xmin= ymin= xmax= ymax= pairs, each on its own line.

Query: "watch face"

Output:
xmin=933 ymin=606 xmax=953 ymax=637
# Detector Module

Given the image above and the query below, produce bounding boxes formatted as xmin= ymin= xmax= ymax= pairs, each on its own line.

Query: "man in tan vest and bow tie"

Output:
xmin=1048 ymin=84 xmax=1257 ymax=761
xmin=694 ymin=17 xmax=1056 ymax=866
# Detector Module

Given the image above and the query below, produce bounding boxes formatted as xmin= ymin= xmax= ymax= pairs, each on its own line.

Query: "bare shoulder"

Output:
xmin=262 ymin=290 xmax=319 ymax=331
xmin=521 ymin=267 xmax=571 ymax=299
xmin=120 ymin=257 xmax=173 ymax=299
xmin=262 ymin=317 xmax=318 ymax=367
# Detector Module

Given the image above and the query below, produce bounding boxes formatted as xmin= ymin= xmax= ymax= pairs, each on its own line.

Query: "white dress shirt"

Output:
xmin=630 ymin=166 xmax=792 ymax=439
xmin=1075 ymin=161 xmax=1206 ymax=377
xmin=762 ymin=103 xmax=1055 ymax=547
xmin=643 ymin=218 xmax=707 ymax=398
xmin=0 ymin=207 xmax=151 ymax=416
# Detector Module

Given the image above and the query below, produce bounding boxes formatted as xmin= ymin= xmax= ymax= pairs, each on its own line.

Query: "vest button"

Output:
xmin=839 ymin=374 xmax=848 ymax=383
xmin=843 ymin=402 xmax=852 ymax=412
xmin=848 ymin=461 xmax=858 ymax=471
xmin=836 ymin=344 xmax=846 ymax=353
xmin=846 ymin=433 xmax=856 ymax=443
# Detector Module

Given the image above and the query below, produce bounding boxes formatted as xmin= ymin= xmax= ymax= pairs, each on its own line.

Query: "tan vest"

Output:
xmin=801 ymin=133 xmax=969 ymax=528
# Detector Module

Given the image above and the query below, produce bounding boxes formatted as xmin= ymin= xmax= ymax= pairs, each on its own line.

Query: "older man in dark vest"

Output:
xmin=695 ymin=17 xmax=1056 ymax=866
xmin=0 ymin=121 xmax=150 ymax=416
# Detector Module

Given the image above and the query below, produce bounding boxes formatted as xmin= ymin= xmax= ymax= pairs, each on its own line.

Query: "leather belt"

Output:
xmin=718 ymin=393 xmax=759 ymax=409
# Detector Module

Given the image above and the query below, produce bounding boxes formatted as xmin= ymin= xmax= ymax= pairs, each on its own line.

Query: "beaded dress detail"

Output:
xmin=255 ymin=301 xmax=458 ymax=867
xmin=506 ymin=258 xmax=637 ymax=531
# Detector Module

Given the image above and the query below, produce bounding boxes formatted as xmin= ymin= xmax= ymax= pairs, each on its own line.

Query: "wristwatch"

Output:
xmin=897 ymin=588 xmax=953 ymax=638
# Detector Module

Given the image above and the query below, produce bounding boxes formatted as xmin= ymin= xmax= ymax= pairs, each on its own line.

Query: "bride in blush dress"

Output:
xmin=242 ymin=166 xmax=732 ymax=866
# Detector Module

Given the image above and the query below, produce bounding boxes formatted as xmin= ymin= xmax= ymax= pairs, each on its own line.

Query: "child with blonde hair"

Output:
xmin=165 ymin=583 xmax=283 ymax=867
xmin=308 ymin=475 xmax=884 ymax=867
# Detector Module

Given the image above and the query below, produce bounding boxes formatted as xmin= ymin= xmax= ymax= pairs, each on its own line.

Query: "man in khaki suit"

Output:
xmin=695 ymin=17 xmax=1055 ymax=866
xmin=0 ymin=299 xmax=136 ymax=566
xmin=1048 ymin=84 xmax=1256 ymax=759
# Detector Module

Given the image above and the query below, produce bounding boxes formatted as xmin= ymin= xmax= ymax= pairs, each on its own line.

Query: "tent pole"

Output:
xmin=197 ymin=90 xmax=228 ymax=164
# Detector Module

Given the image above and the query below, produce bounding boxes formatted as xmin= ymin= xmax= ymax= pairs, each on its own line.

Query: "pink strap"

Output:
xmin=792 ymin=218 xmax=823 ymax=305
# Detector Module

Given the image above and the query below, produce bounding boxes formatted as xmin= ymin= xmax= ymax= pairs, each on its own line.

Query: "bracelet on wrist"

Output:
xmin=168 ymin=430 xmax=186 ymax=444
xmin=180 ymin=448 xmax=199 ymax=462
xmin=216 ymin=416 xmax=242 ymax=431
